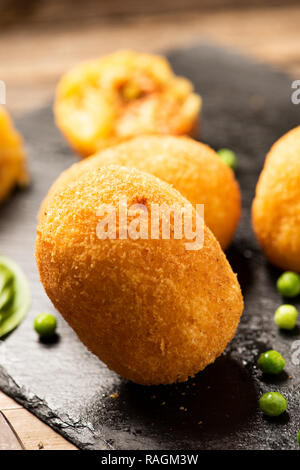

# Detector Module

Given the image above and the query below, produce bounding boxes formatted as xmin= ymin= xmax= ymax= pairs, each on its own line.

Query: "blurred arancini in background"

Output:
xmin=0 ymin=106 xmax=28 ymax=204
xmin=40 ymin=135 xmax=241 ymax=250
xmin=54 ymin=50 xmax=201 ymax=157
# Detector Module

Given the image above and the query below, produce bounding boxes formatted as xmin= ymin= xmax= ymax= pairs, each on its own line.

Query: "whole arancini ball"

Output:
xmin=39 ymin=136 xmax=241 ymax=250
xmin=0 ymin=106 xmax=28 ymax=203
xmin=36 ymin=165 xmax=243 ymax=385
xmin=54 ymin=50 xmax=201 ymax=157
xmin=252 ymin=126 xmax=300 ymax=271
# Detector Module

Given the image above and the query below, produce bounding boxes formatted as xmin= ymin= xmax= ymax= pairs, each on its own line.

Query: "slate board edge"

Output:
xmin=0 ymin=366 xmax=102 ymax=449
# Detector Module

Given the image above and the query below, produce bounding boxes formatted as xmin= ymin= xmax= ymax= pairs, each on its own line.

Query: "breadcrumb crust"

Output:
xmin=36 ymin=165 xmax=243 ymax=385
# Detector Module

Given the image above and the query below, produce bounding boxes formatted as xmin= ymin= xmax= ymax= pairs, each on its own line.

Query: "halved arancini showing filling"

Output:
xmin=54 ymin=50 xmax=202 ymax=157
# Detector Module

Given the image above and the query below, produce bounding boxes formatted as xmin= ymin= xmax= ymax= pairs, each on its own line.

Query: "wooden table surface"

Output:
xmin=0 ymin=2 xmax=299 ymax=450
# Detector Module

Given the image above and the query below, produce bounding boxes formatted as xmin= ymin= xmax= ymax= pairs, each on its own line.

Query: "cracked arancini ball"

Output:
xmin=54 ymin=50 xmax=201 ymax=157
xmin=252 ymin=126 xmax=300 ymax=271
xmin=36 ymin=164 xmax=243 ymax=385
xmin=39 ymin=136 xmax=241 ymax=250
xmin=0 ymin=106 xmax=28 ymax=204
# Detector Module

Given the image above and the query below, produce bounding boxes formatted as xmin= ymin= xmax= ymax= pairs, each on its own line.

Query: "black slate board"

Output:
xmin=0 ymin=43 xmax=300 ymax=450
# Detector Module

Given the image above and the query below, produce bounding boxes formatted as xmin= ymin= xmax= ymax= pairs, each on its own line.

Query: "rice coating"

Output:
xmin=54 ymin=50 xmax=201 ymax=157
xmin=36 ymin=165 xmax=243 ymax=385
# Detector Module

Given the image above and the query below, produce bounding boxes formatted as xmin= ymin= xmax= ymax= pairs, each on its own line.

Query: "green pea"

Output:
xmin=297 ymin=429 xmax=300 ymax=446
xmin=257 ymin=350 xmax=285 ymax=374
xmin=274 ymin=304 xmax=298 ymax=330
xmin=34 ymin=313 xmax=57 ymax=338
xmin=217 ymin=148 xmax=237 ymax=170
xmin=277 ymin=271 xmax=300 ymax=298
xmin=259 ymin=392 xmax=287 ymax=417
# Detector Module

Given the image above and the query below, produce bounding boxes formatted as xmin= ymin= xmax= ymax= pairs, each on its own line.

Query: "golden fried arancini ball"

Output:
xmin=252 ymin=126 xmax=300 ymax=271
xmin=0 ymin=107 xmax=28 ymax=204
xmin=39 ymin=136 xmax=241 ymax=249
xmin=36 ymin=165 xmax=243 ymax=385
xmin=54 ymin=50 xmax=201 ymax=157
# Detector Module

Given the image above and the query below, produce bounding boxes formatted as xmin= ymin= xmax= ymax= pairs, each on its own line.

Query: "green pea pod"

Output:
xmin=0 ymin=283 xmax=15 ymax=311
xmin=0 ymin=256 xmax=30 ymax=338
xmin=0 ymin=264 xmax=13 ymax=292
